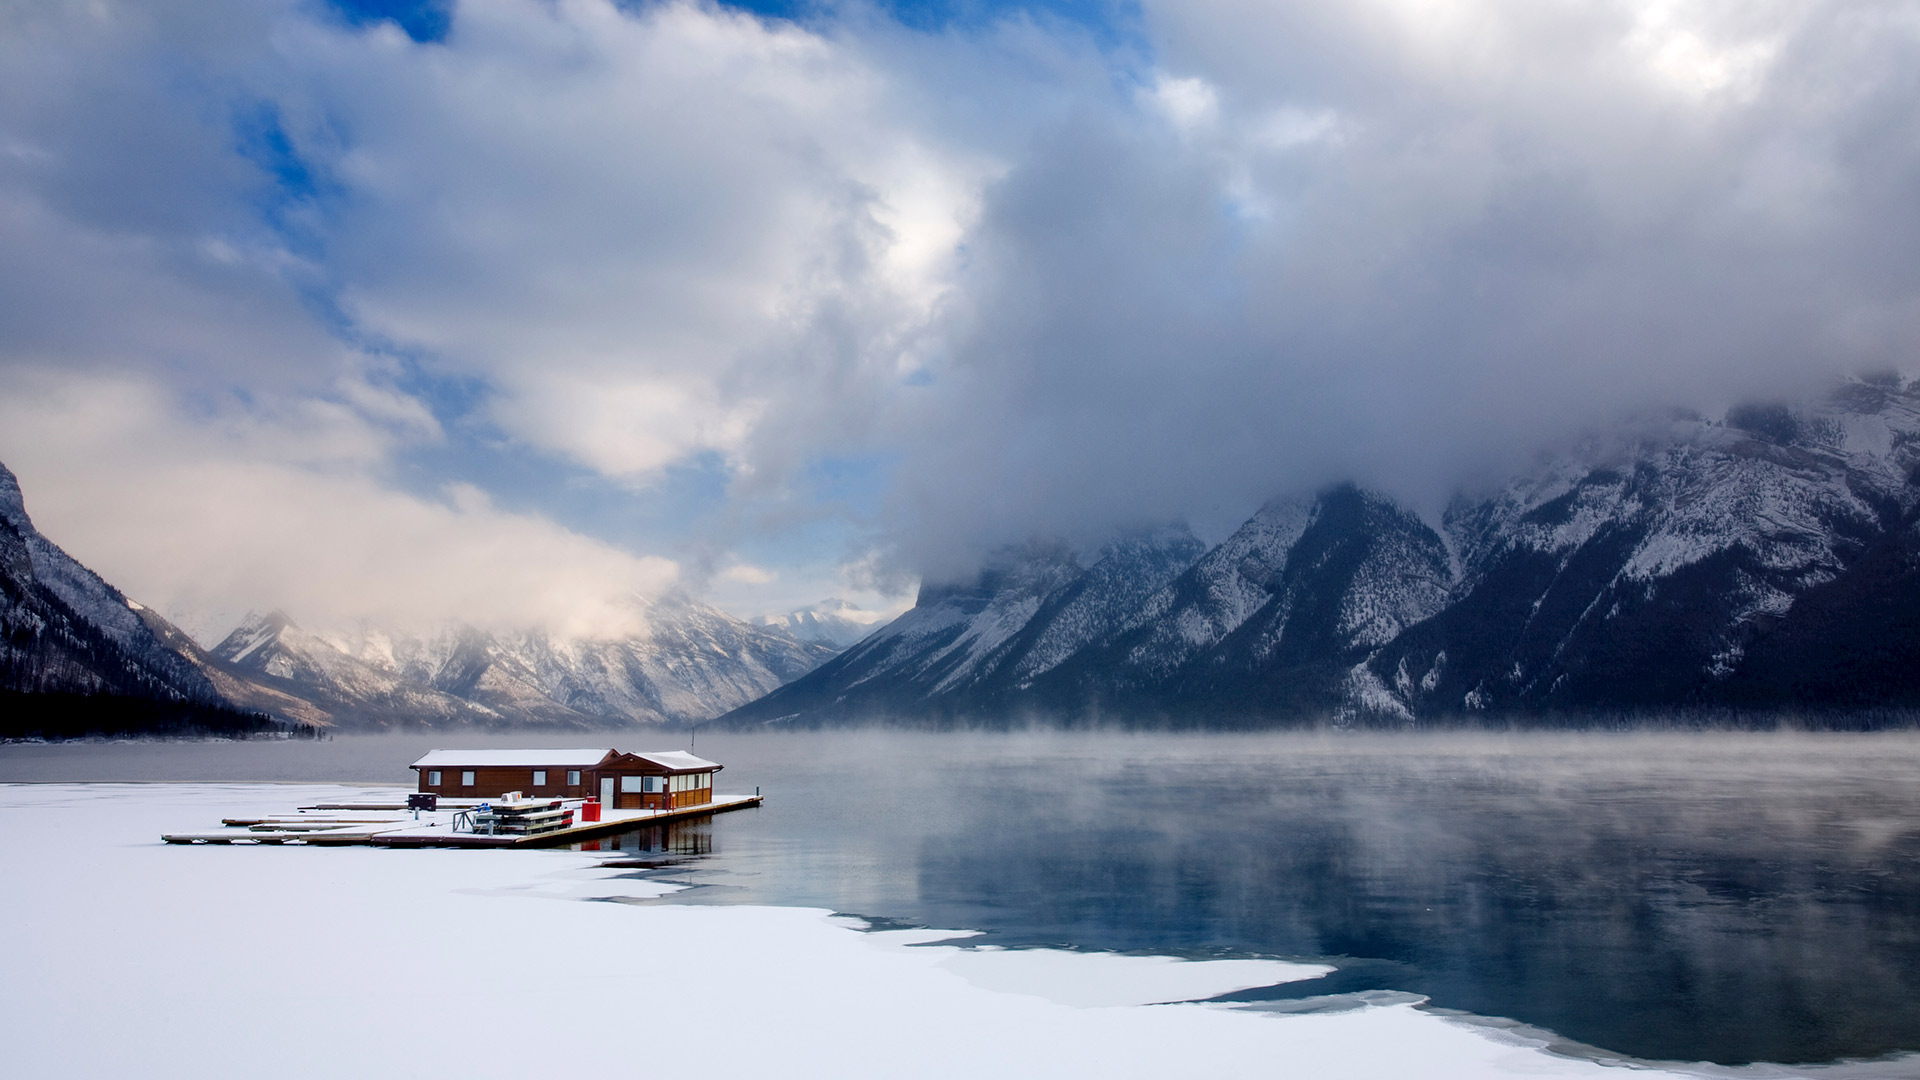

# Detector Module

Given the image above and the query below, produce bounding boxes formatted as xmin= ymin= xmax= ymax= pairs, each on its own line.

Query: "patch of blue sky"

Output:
xmin=176 ymin=383 xmax=259 ymax=426
xmin=227 ymin=92 xmax=377 ymax=366
xmin=231 ymin=104 xmax=338 ymax=252
xmin=382 ymin=358 xmax=492 ymax=426
xmin=390 ymin=433 xmax=741 ymax=558
xmin=800 ymin=452 xmax=896 ymax=517
xmin=714 ymin=453 xmax=900 ymax=597
xmin=318 ymin=0 xmax=452 ymax=43
xmin=320 ymin=1 xmax=1144 ymax=50
xmin=712 ymin=0 xmax=1141 ymax=45
xmin=234 ymin=107 xmax=316 ymax=200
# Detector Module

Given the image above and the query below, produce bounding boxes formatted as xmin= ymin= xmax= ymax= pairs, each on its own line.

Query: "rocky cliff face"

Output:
xmin=726 ymin=378 xmax=1920 ymax=727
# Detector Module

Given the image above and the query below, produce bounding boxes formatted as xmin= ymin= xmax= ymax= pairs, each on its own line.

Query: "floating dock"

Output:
xmin=162 ymin=794 xmax=762 ymax=848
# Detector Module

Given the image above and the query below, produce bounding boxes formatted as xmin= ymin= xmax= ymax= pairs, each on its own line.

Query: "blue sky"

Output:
xmin=325 ymin=1 xmax=1141 ymax=42
xmin=0 ymin=0 xmax=1913 ymax=639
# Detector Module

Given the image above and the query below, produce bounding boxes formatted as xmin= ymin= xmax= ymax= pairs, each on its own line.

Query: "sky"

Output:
xmin=0 ymin=0 xmax=1915 ymax=642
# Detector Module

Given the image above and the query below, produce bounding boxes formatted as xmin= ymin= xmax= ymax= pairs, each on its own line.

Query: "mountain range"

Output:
xmin=17 ymin=374 xmax=1920 ymax=736
xmin=207 ymin=600 xmax=837 ymax=730
xmin=1 ymin=459 xmax=839 ymax=734
xmin=725 ymin=377 xmax=1920 ymax=728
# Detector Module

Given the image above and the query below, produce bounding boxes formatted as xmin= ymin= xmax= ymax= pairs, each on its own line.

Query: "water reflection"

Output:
xmin=574 ymin=817 xmax=713 ymax=857
xmin=662 ymin=730 xmax=1920 ymax=1067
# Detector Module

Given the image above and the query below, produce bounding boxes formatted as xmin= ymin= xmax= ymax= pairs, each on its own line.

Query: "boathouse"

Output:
xmin=409 ymin=748 xmax=721 ymax=810
xmin=597 ymin=750 xmax=720 ymax=811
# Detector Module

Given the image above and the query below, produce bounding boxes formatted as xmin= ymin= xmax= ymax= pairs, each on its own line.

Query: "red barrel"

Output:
xmin=581 ymin=798 xmax=601 ymax=822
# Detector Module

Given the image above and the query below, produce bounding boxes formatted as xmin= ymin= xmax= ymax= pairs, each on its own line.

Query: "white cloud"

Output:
xmin=496 ymin=374 xmax=768 ymax=479
xmin=700 ymin=548 xmax=918 ymax=625
xmin=0 ymin=372 xmax=678 ymax=641
xmin=717 ymin=562 xmax=778 ymax=586
xmin=1143 ymin=74 xmax=1220 ymax=133
xmin=3 ymin=0 xmax=1919 ymax=620
xmin=1625 ymin=1 xmax=1788 ymax=103
xmin=268 ymin=0 xmax=988 ymax=482
xmin=0 ymin=0 xmax=981 ymax=629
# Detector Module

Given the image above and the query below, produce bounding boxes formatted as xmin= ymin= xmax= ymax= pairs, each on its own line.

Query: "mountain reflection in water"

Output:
xmin=661 ymin=730 xmax=1920 ymax=1068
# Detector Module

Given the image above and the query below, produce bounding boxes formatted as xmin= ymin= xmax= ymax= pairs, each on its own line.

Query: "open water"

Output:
xmin=4 ymin=728 xmax=1917 ymax=1068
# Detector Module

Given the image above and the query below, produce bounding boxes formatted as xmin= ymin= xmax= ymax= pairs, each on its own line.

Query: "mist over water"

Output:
xmin=7 ymin=729 xmax=1918 ymax=1067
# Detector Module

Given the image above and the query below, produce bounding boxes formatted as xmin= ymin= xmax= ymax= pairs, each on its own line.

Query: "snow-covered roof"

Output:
xmin=409 ymin=748 xmax=615 ymax=769
xmin=622 ymin=750 xmax=722 ymax=773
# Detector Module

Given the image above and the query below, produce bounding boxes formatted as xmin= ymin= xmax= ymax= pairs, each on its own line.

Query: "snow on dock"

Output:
xmin=163 ymin=793 xmax=762 ymax=848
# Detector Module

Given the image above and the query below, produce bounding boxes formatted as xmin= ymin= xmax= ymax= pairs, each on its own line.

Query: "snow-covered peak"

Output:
xmin=758 ymin=598 xmax=899 ymax=649
xmin=0 ymin=456 xmax=222 ymax=710
xmin=200 ymin=594 xmax=837 ymax=729
xmin=1007 ymin=524 xmax=1207 ymax=683
xmin=0 ymin=460 xmax=29 ymax=535
xmin=214 ymin=611 xmax=300 ymax=666
xmin=1113 ymin=496 xmax=1316 ymax=658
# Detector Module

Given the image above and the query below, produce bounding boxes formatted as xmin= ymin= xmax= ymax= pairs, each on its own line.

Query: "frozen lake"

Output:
xmin=4 ymin=728 xmax=1917 ymax=1068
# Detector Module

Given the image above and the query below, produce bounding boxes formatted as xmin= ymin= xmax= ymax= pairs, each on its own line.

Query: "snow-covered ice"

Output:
xmin=1 ymin=783 xmax=1724 ymax=1078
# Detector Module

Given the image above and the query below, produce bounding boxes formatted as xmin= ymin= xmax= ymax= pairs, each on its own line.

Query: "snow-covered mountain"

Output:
xmin=211 ymin=595 xmax=840 ymax=730
xmin=756 ymin=598 xmax=895 ymax=649
xmin=730 ymin=525 xmax=1208 ymax=722
xmin=726 ymin=378 xmax=1920 ymax=727
xmin=210 ymin=612 xmax=520 ymax=730
xmin=1363 ymin=384 xmax=1920 ymax=719
xmin=0 ymin=461 xmax=287 ymax=735
xmin=1036 ymin=486 xmax=1454 ymax=720
xmin=2 ymin=460 xmax=213 ymax=703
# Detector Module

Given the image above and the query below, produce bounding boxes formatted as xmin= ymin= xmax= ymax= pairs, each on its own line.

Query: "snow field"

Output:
xmin=0 ymin=783 xmax=1705 ymax=1079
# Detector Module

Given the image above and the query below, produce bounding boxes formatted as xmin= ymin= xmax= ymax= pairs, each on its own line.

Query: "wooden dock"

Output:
xmin=372 ymin=796 xmax=761 ymax=848
xmin=163 ymin=794 xmax=762 ymax=848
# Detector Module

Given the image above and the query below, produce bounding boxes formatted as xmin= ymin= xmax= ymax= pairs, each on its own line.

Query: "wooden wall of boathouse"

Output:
xmin=415 ymin=766 xmax=593 ymax=799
